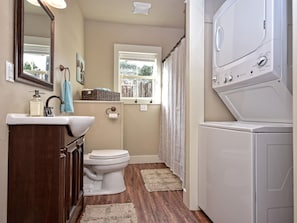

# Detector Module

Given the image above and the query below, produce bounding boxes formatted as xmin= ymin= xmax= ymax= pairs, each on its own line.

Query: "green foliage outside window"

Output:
xmin=24 ymin=61 xmax=38 ymax=70
xmin=120 ymin=61 xmax=153 ymax=76
xmin=139 ymin=65 xmax=153 ymax=76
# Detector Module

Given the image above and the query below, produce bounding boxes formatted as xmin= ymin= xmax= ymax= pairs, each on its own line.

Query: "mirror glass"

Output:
xmin=15 ymin=0 xmax=54 ymax=90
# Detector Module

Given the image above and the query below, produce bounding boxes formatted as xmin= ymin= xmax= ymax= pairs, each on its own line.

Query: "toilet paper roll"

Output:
xmin=108 ymin=113 xmax=118 ymax=119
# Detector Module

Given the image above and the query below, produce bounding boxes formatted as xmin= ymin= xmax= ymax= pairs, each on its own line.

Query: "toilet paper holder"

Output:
xmin=105 ymin=106 xmax=120 ymax=118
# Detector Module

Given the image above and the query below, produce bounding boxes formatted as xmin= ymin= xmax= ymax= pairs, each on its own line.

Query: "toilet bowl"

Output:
xmin=83 ymin=149 xmax=130 ymax=196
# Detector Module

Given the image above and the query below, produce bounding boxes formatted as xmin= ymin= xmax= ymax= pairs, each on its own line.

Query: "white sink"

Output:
xmin=6 ymin=113 xmax=95 ymax=137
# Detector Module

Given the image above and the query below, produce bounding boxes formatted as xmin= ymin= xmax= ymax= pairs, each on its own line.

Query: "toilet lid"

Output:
xmin=89 ymin=150 xmax=129 ymax=159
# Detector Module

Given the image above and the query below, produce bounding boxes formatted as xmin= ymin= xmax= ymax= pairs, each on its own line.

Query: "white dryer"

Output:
xmin=212 ymin=0 xmax=292 ymax=123
xmin=198 ymin=122 xmax=293 ymax=223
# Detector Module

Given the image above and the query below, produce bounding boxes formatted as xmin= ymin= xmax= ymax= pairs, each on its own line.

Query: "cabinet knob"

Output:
xmin=60 ymin=153 xmax=66 ymax=158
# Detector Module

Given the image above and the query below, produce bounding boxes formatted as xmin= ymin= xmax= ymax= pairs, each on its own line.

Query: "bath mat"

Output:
xmin=140 ymin=168 xmax=182 ymax=192
xmin=80 ymin=203 xmax=137 ymax=223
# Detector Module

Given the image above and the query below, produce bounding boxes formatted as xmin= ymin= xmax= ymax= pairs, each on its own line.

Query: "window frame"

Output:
xmin=114 ymin=44 xmax=162 ymax=104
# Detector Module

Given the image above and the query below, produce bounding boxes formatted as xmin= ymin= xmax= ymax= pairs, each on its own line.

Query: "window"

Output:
xmin=114 ymin=44 xmax=162 ymax=104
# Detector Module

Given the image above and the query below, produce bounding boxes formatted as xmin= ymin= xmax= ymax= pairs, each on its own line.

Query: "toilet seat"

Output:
xmin=90 ymin=150 xmax=129 ymax=159
xmin=84 ymin=150 xmax=130 ymax=165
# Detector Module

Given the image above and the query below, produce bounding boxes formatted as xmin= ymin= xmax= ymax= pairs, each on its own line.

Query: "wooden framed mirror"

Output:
xmin=14 ymin=0 xmax=54 ymax=90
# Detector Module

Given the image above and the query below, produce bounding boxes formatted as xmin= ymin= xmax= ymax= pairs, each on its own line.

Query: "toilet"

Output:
xmin=83 ymin=149 xmax=130 ymax=196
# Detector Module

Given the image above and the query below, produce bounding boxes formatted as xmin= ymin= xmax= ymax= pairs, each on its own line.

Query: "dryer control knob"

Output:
xmin=228 ymin=75 xmax=233 ymax=82
xmin=257 ymin=56 xmax=268 ymax=67
xmin=212 ymin=76 xmax=217 ymax=82
xmin=223 ymin=77 xmax=227 ymax=83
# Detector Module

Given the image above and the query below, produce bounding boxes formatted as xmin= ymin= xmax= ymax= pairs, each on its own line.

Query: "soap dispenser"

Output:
xmin=30 ymin=90 xmax=44 ymax=116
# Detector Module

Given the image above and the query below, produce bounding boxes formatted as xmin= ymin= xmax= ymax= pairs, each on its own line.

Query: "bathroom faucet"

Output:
xmin=44 ymin=95 xmax=64 ymax=117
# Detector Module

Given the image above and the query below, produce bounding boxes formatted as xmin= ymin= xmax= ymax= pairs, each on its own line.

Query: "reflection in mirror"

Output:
xmin=23 ymin=36 xmax=50 ymax=82
xmin=14 ymin=0 xmax=54 ymax=90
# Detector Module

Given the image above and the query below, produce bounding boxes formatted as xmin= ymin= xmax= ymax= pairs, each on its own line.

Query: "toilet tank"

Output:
xmin=74 ymin=101 xmax=124 ymax=153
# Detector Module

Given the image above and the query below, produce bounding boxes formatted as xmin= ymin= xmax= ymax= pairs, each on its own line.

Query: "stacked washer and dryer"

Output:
xmin=198 ymin=0 xmax=293 ymax=223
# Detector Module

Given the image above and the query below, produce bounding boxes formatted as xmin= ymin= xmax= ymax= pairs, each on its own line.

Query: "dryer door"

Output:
xmin=214 ymin=0 xmax=265 ymax=67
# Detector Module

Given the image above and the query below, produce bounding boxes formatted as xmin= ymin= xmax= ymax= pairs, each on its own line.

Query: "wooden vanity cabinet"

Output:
xmin=7 ymin=125 xmax=84 ymax=223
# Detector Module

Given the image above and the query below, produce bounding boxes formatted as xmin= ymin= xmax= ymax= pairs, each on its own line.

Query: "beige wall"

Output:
xmin=25 ymin=13 xmax=50 ymax=37
xmin=74 ymin=101 xmax=124 ymax=153
xmin=84 ymin=20 xmax=185 ymax=90
xmin=83 ymin=20 xmax=184 ymax=159
xmin=0 ymin=0 xmax=84 ymax=221
xmin=204 ymin=0 xmax=234 ymax=121
xmin=53 ymin=1 xmax=85 ymax=100
xmin=74 ymin=101 xmax=161 ymax=159
xmin=123 ymin=104 xmax=160 ymax=156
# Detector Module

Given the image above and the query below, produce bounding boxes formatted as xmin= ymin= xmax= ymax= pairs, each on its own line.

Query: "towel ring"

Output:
xmin=59 ymin=64 xmax=71 ymax=81
xmin=105 ymin=106 xmax=116 ymax=114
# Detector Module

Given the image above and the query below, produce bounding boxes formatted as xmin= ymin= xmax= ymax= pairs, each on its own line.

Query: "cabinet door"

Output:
xmin=72 ymin=138 xmax=84 ymax=209
xmin=65 ymin=137 xmax=84 ymax=222
xmin=65 ymin=141 xmax=76 ymax=220
xmin=59 ymin=150 xmax=66 ymax=223
xmin=8 ymin=125 xmax=66 ymax=223
xmin=76 ymin=138 xmax=84 ymax=200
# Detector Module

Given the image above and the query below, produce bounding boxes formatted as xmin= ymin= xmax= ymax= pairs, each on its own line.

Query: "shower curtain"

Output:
xmin=159 ymin=38 xmax=186 ymax=185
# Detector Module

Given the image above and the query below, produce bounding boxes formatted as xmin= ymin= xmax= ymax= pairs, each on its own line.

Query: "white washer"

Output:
xmin=198 ymin=122 xmax=293 ymax=223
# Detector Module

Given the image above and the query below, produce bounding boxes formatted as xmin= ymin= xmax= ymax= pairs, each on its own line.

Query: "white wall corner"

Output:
xmin=183 ymin=0 xmax=205 ymax=211
xmin=292 ymin=0 xmax=297 ymax=221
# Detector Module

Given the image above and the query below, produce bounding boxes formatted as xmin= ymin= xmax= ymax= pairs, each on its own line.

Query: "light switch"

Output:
xmin=140 ymin=104 xmax=148 ymax=112
xmin=6 ymin=61 xmax=14 ymax=82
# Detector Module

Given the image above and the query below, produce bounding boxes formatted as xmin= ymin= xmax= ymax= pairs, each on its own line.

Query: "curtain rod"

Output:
xmin=162 ymin=35 xmax=186 ymax=63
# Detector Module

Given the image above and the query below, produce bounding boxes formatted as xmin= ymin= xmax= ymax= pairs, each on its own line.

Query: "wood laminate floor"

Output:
xmin=82 ymin=163 xmax=212 ymax=223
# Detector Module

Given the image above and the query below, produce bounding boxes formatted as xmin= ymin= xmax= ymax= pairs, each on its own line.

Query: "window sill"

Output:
xmin=122 ymin=99 xmax=160 ymax=105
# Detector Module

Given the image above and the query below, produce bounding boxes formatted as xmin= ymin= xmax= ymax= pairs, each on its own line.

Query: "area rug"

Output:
xmin=80 ymin=203 xmax=137 ymax=223
xmin=140 ymin=168 xmax=183 ymax=192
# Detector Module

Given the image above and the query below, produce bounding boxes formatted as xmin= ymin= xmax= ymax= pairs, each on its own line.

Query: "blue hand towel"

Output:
xmin=61 ymin=80 xmax=74 ymax=113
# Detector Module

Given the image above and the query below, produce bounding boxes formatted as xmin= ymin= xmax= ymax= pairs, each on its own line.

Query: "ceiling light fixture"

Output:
xmin=26 ymin=0 xmax=40 ymax=7
xmin=26 ymin=0 xmax=67 ymax=9
xmin=46 ymin=0 xmax=67 ymax=9
xmin=133 ymin=2 xmax=151 ymax=15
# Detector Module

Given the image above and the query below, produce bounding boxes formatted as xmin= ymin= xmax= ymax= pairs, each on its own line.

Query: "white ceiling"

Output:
xmin=77 ymin=0 xmax=186 ymax=29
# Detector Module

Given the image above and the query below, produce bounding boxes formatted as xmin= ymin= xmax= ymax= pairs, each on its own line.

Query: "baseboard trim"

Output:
xmin=129 ymin=155 xmax=163 ymax=164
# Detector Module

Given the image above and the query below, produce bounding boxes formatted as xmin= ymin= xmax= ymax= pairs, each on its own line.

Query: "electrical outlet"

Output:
xmin=6 ymin=61 xmax=14 ymax=82
xmin=140 ymin=104 xmax=148 ymax=112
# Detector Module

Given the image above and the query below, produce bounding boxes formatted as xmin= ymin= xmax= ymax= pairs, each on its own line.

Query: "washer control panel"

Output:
xmin=212 ymin=47 xmax=282 ymax=91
